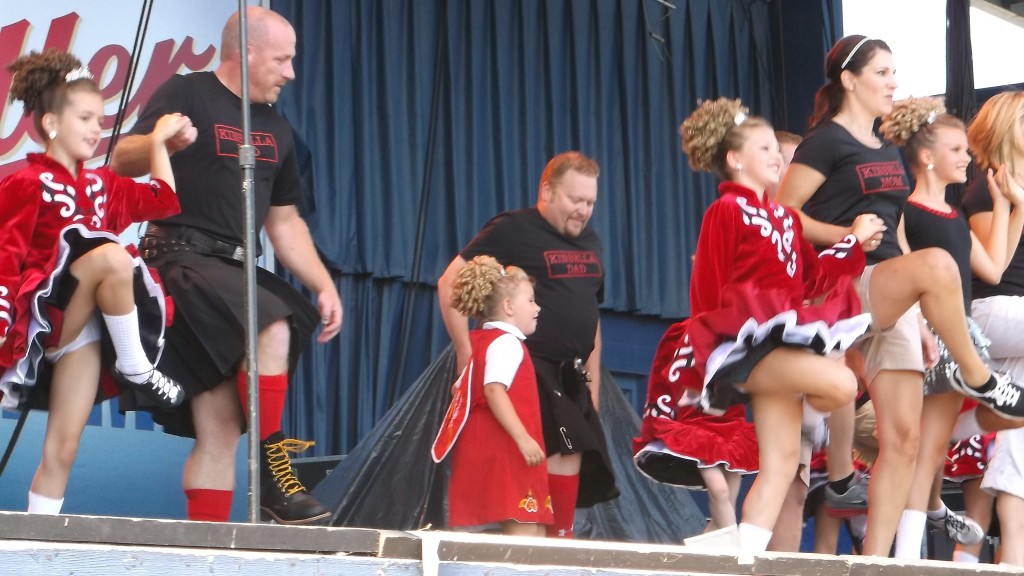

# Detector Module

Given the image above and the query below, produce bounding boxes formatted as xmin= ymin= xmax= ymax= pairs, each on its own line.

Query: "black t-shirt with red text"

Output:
xmin=460 ymin=208 xmax=604 ymax=362
xmin=794 ymin=120 xmax=911 ymax=264
xmin=130 ymin=72 xmax=302 ymax=248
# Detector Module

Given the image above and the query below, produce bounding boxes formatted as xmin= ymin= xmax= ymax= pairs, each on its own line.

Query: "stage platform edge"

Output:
xmin=0 ymin=512 xmax=1020 ymax=576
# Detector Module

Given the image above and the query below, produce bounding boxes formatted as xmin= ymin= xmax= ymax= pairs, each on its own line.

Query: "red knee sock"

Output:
xmin=185 ymin=488 xmax=232 ymax=522
xmin=237 ymin=372 xmax=288 ymax=441
xmin=546 ymin=474 xmax=579 ymax=538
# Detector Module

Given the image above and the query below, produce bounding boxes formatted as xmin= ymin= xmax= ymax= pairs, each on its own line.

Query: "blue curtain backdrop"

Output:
xmin=772 ymin=0 xmax=842 ymax=132
xmin=271 ymin=0 xmax=779 ymax=455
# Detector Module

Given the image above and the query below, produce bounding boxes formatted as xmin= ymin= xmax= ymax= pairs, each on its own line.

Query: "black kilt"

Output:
xmin=142 ymin=247 xmax=318 ymax=438
xmin=532 ymin=355 xmax=619 ymax=507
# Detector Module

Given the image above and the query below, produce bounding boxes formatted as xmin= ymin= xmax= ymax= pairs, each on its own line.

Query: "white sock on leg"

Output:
xmin=103 ymin=308 xmax=153 ymax=382
xmin=737 ymin=522 xmax=773 ymax=553
xmin=27 ymin=491 xmax=64 ymax=515
xmin=926 ymin=505 xmax=947 ymax=522
xmin=894 ymin=509 xmax=927 ymax=559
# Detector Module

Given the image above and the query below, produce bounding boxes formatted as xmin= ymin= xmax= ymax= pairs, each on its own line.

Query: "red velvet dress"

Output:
xmin=437 ymin=325 xmax=553 ymax=529
xmin=0 ymin=154 xmax=178 ymax=410
xmin=634 ymin=182 xmax=869 ymax=486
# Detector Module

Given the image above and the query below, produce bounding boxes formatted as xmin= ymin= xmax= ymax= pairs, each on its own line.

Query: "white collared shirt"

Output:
xmin=481 ymin=321 xmax=526 ymax=389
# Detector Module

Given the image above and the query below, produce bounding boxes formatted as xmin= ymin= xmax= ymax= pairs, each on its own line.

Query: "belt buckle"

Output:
xmin=573 ymin=357 xmax=591 ymax=383
xmin=232 ymin=246 xmax=244 ymax=261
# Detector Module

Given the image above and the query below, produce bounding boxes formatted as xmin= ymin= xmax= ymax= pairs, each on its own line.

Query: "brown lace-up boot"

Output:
xmin=259 ymin=432 xmax=331 ymax=525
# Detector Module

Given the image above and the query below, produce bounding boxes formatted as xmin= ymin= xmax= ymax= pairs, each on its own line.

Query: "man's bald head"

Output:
xmin=220 ymin=6 xmax=293 ymax=62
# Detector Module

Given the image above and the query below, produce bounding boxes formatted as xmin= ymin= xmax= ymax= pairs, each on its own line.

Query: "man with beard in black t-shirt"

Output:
xmin=438 ymin=151 xmax=619 ymax=538
xmin=111 ymin=7 xmax=341 ymax=526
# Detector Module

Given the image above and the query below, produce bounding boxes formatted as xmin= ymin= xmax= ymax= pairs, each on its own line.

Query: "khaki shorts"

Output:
xmin=852 ymin=400 xmax=879 ymax=467
xmin=853 ymin=264 xmax=925 ymax=382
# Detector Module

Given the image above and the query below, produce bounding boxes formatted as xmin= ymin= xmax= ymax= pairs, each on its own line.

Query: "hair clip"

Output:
xmin=734 ymin=111 xmax=747 ymax=125
xmin=499 ymin=267 xmax=507 ymax=277
xmin=65 ymin=66 xmax=93 ymax=83
xmin=926 ymin=110 xmax=937 ymax=125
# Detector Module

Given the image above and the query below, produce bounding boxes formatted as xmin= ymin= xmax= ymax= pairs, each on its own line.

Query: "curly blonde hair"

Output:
xmin=680 ymin=97 xmax=771 ymax=180
xmin=450 ymin=256 xmax=530 ymax=320
xmin=8 ymin=49 xmax=99 ymax=140
xmin=881 ymin=97 xmax=964 ymax=171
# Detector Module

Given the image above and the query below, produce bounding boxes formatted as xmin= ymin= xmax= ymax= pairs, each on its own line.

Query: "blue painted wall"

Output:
xmin=0 ymin=401 xmax=250 ymax=521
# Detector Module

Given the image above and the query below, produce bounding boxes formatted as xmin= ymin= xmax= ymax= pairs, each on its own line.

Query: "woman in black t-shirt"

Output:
xmin=882 ymin=96 xmax=1024 ymax=558
xmin=776 ymin=35 xmax=1024 ymax=556
xmin=962 ymin=91 xmax=1024 ymax=567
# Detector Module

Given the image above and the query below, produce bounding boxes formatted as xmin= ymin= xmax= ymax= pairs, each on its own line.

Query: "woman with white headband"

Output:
xmin=776 ymin=35 xmax=1024 ymax=556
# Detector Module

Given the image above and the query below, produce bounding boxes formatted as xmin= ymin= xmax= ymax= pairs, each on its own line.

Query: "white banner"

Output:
xmin=0 ymin=0 xmax=256 ymax=178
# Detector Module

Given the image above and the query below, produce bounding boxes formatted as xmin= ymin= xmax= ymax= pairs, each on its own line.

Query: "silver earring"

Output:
xmin=736 ymin=164 xmax=743 ymax=173
xmin=927 ymin=163 xmax=934 ymax=171
xmin=48 ymin=130 xmax=57 ymax=140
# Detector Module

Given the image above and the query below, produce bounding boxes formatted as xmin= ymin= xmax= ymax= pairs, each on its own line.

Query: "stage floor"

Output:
xmin=0 ymin=511 xmax=1016 ymax=576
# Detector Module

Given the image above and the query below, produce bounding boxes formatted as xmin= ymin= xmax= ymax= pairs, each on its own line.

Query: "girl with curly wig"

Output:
xmin=881 ymin=96 xmax=1024 ymax=558
xmin=776 ymin=35 xmax=1024 ymax=556
xmin=431 ymin=255 xmax=552 ymax=536
xmin=0 ymin=49 xmax=195 ymax=515
xmin=634 ymin=97 xmax=884 ymax=552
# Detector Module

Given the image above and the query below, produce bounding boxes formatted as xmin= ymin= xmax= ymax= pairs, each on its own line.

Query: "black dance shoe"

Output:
xmin=113 ymin=367 xmax=184 ymax=408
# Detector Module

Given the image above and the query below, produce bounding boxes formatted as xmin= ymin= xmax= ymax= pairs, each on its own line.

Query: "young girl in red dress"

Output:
xmin=432 ymin=255 xmax=552 ymax=536
xmin=635 ymin=97 xmax=885 ymax=551
xmin=0 ymin=50 xmax=194 ymax=514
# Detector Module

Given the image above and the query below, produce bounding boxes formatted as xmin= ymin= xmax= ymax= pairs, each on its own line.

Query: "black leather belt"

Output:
xmin=141 ymin=223 xmax=245 ymax=262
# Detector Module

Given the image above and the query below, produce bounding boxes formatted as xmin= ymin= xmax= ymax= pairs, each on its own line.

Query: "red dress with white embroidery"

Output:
xmin=634 ymin=182 xmax=869 ymax=486
xmin=0 ymin=153 xmax=178 ymax=410
xmin=444 ymin=325 xmax=553 ymax=529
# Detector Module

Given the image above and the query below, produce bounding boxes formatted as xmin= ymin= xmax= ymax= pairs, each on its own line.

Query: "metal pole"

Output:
xmin=236 ymin=2 xmax=261 ymax=524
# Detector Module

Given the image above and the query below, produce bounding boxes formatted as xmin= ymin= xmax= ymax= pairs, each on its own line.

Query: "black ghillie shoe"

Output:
xmin=113 ymin=367 xmax=184 ymax=408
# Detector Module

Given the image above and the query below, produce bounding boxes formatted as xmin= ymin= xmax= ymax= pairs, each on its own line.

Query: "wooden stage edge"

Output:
xmin=0 ymin=511 xmax=1019 ymax=576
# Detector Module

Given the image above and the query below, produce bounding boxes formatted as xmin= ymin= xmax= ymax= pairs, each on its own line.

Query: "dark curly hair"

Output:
xmin=8 ymin=49 xmax=100 ymax=140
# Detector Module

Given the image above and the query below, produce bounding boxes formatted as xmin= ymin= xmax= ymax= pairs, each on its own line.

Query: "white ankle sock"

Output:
xmin=737 ymin=522 xmax=772 ymax=553
xmin=953 ymin=550 xmax=979 ymax=563
xmin=103 ymin=308 xmax=153 ymax=382
xmin=926 ymin=505 xmax=947 ymax=521
xmin=894 ymin=509 xmax=927 ymax=559
xmin=27 ymin=491 xmax=64 ymax=515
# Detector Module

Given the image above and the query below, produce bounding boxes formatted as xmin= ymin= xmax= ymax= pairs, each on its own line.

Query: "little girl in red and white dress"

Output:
xmin=432 ymin=255 xmax=552 ymax=536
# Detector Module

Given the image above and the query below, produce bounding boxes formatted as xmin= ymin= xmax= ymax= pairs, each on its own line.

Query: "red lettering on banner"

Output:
xmin=0 ymin=12 xmax=217 ymax=178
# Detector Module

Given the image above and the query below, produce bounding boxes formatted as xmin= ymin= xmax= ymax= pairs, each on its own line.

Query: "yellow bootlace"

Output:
xmin=266 ymin=438 xmax=315 ymax=497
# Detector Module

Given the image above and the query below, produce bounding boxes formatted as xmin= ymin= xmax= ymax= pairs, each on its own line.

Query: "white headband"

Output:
xmin=840 ymin=38 xmax=871 ymax=70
